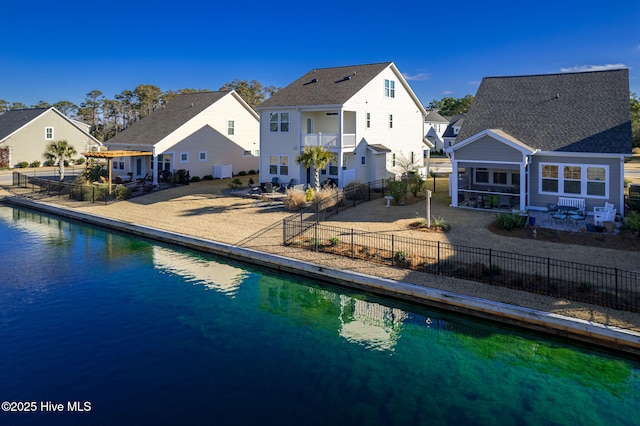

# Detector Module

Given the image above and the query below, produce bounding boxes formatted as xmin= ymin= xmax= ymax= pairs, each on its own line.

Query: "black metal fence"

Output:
xmin=282 ymin=217 xmax=640 ymax=313
xmin=12 ymin=172 xmax=111 ymax=203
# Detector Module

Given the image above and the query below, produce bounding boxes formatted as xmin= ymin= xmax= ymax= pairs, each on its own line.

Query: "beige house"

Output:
xmin=105 ymin=91 xmax=259 ymax=185
xmin=0 ymin=107 xmax=102 ymax=167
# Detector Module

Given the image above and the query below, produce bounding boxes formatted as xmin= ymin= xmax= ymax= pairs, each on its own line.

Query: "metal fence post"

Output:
xmin=391 ymin=235 xmax=395 ymax=266
xmin=547 ymin=257 xmax=551 ymax=296
xmin=437 ymin=241 xmax=441 ymax=275
xmin=488 ymin=248 xmax=492 ymax=285
xmin=615 ymin=267 xmax=619 ymax=310
xmin=351 ymin=229 xmax=354 ymax=258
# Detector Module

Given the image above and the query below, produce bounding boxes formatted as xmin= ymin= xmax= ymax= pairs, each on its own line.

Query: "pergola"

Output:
xmin=82 ymin=150 xmax=153 ymax=194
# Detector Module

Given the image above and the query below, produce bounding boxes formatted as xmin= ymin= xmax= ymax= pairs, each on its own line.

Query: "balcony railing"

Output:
xmin=303 ymin=133 xmax=356 ymax=149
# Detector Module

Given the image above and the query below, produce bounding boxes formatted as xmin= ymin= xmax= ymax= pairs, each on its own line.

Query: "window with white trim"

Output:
xmin=198 ymin=151 xmax=207 ymax=161
xmin=280 ymin=156 xmax=289 ymax=175
xmin=384 ymin=79 xmax=395 ymax=98
xmin=366 ymin=112 xmax=371 ymax=128
xmin=179 ymin=152 xmax=189 ymax=163
xmin=227 ymin=120 xmax=235 ymax=135
xmin=389 ymin=114 xmax=393 ymax=129
xmin=269 ymin=155 xmax=278 ymax=174
xmin=45 ymin=127 xmax=54 ymax=140
xmin=269 ymin=112 xmax=289 ymax=132
xmin=539 ymin=163 xmax=608 ymax=197
xmin=242 ymin=150 xmax=252 ymax=157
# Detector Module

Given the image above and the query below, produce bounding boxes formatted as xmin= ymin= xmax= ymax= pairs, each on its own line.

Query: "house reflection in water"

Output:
xmin=152 ymin=246 xmax=249 ymax=298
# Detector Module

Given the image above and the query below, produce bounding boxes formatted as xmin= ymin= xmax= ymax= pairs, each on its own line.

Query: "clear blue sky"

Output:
xmin=2 ymin=0 xmax=639 ymax=109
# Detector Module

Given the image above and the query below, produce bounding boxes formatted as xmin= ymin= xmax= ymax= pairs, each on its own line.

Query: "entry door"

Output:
xmin=135 ymin=158 xmax=143 ymax=177
xmin=306 ymin=118 xmax=313 ymax=134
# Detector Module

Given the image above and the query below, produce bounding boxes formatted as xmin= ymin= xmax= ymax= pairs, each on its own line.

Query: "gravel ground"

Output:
xmin=2 ymin=177 xmax=640 ymax=333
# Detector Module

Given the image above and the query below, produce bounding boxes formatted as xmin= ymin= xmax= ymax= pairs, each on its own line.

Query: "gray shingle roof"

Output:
xmin=105 ymin=91 xmax=230 ymax=146
xmin=257 ymin=62 xmax=393 ymax=108
xmin=0 ymin=108 xmax=49 ymax=141
xmin=456 ymin=69 xmax=632 ymax=153
xmin=442 ymin=114 xmax=465 ymax=138
xmin=424 ymin=110 xmax=449 ymax=124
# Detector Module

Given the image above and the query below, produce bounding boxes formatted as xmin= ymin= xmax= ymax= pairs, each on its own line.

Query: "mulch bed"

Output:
xmin=487 ymin=223 xmax=640 ymax=251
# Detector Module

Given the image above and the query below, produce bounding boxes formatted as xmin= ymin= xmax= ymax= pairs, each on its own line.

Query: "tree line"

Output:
xmin=0 ymin=80 xmax=278 ymax=142
xmin=2 ymin=85 xmax=638 ymax=148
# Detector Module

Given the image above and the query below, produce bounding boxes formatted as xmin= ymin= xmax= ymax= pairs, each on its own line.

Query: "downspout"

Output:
xmin=152 ymin=147 xmax=158 ymax=187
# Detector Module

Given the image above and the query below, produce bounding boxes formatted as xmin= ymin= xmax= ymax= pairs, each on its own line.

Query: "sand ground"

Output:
xmin=2 ymin=174 xmax=639 ymax=334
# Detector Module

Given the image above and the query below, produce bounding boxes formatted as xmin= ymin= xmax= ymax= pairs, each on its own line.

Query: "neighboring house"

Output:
xmin=0 ymin=107 xmax=101 ymax=167
xmin=441 ymin=114 xmax=465 ymax=152
xmin=446 ymin=69 xmax=632 ymax=215
xmin=424 ymin=110 xmax=449 ymax=154
xmin=256 ymin=62 xmax=429 ymax=188
xmin=105 ymin=91 xmax=259 ymax=185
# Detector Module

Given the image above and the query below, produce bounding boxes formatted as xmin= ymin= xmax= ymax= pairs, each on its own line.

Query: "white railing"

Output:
xmin=302 ymin=133 xmax=356 ymax=149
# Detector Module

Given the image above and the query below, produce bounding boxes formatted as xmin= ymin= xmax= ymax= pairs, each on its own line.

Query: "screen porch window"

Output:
xmin=475 ymin=168 xmax=489 ymax=184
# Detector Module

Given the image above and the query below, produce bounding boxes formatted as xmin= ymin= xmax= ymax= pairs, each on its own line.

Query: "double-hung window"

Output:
xmin=384 ymin=79 xmax=395 ymax=98
xmin=269 ymin=112 xmax=289 ymax=132
xmin=45 ymin=127 xmax=54 ymax=140
xmin=227 ymin=120 xmax=235 ymax=135
xmin=269 ymin=155 xmax=289 ymax=175
xmin=540 ymin=163 xmax=608 ymax=197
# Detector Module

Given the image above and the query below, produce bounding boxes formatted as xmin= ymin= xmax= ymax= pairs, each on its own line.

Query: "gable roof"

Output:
xmin=105 ymin=91 xmax=239 ymax=147
xmin=257 ymin=62 xmax=426 ymax=115
xmin=424 ymin=110 xmax=449 ymax=124
xmin=456 ymin=69 xmax=632 ymax=154
xmin=0 ymin=107 xmax=100 ymax=144
xmin=442 ymin=114 xmax=465 ymax=138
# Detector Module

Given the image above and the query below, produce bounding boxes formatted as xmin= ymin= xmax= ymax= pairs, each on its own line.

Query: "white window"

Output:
xmin=389 ymin=114 xmax=393 ymax=129
xmin=253 ymin=149 xmax=260 ymax=156
xmin=180 ymin=152 xmax=188 ymax=163
xmin=45 ymin=127 xmax=54 ymax=140
xmin=539 ymin=163 xmax=608 ymax=197
xmin=198 ymin=151 xmax=207 ymax=161
xmin=384 ymin=79 xmax=395 ymax=98
xmin=242 ymin=150 xmax=252 ymax=157
xmin=269 ymin=155 xmax=288 ymax=175
xmin=366 ymin=112 xmax=371 ymax=128
xmin=227 ymin=120 xmax=235 ymax=135
xmin=269 ymin=112 xmax=289 ymax=132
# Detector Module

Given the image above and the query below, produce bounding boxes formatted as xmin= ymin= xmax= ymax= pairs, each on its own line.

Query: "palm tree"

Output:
xmin=296 ymin=146 xmax=334 ymax=192
xmin=43 ymin=140 xmax=77 ymax=181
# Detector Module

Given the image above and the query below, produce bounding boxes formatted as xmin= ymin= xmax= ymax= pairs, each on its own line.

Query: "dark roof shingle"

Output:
xmin=257 ymin=62 xmax=393 ymax=108
xmin=457 ymin=69 xmax=632 ymax=154
xmin=0 ymin=108 xmax=49 ymax=141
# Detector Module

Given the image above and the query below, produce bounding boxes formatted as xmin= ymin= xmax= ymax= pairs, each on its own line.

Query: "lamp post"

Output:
xmin=426 ymin=189 xmax=432 ymax=228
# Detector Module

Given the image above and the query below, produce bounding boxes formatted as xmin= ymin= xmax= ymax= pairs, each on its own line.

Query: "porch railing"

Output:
xmin=302 ymin=133 xmax=356 ymax=149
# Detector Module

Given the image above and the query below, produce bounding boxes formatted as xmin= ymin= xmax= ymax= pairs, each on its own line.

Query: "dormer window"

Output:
xmin=453 ymin=126 xmax=460 ymax=135
xmin=384 ymin=79 xmax=395 ymax=98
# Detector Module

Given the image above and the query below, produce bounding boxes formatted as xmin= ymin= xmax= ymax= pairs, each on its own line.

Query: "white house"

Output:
xmin=424 ymin=110 xmax=449 ymax=154
xmin=256 ymin=62 xmax=429 ymax=188
xmin=0 ymin=107 xmax=101 ymax=167
xmin=105 ymin=91 xmax=259 ymax=185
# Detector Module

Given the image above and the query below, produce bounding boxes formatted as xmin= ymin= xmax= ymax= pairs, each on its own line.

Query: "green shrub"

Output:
xmin=43 ymin=160 xmax=55 ymax=166
xmin=190 ymin=176 xmax=200 ymax=182
xmin=431 ymin=216 xmax=451 ymax=232
xmin=203 ymin=175 xmax=214 ymax=180
xmin=307 ymin=238 xmax=321 ymax=249
xmin=624 ymin=211 xmax=640 ymax=234
xmin=408 ymin=174 xmax=425 ymax=197
xmin=237 ymin=170 xmax=247 ymax=176
xmin=344 ymin=181 xmax=368 ymax=200
xmin=248 ymin=177 xmax=255 ymax=186
xmin=248 ymin=169 xmax=257 ymax=175
xmin=494 ymin=213 xmax=527 ymax=231
xmin=578 ymin=281 xmax=592 ymax=292
xmin=16 ymin=161 xmax=29 ymax=168
xmin=228 ymin=178 xmax=243 ymax=189
xmin=29 ymin=161 xmax=41 ymax=167
xmin=75 ymin=158 xmax=86 ymax=165
xmin=394 ymin=250 xmax=408 ymax=263
xmin=328 ymin=237 xmax=341 ymax=247
xmin=386 ymin=178 xmax=407 ymax=204
xmin=113 ymin=184 xmax=131 ymax=200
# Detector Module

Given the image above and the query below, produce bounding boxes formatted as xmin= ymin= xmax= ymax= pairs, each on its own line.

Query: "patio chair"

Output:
xmin=594 ymin=208 xmax=616 ymax=226
xmin=263 ymin=182 xmax=274 ymax=193
xmin=498 ymin=195 xmax=511 ymax=209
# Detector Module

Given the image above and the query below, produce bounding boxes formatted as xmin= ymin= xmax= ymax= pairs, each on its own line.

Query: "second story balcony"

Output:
xmin=302 ymin=133 xmax=356 ymax=150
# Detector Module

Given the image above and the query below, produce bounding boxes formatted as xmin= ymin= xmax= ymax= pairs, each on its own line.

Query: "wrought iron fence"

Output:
xmin=12 ymin=172 xmax=111 ymax=203
xmin=282 ymin=217 xmax=640 ymax=313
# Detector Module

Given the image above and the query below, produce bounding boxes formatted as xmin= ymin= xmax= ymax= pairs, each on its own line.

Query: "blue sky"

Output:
xmin=2 ymin=0 xmax=639 ymax=109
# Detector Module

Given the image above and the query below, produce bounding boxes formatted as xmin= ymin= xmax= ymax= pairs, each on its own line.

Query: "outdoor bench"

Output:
xmin=557 ymin=197 xmax=586 ymax=213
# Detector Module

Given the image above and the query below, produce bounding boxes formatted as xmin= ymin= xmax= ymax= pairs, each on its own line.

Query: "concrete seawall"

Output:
xmin=3 ymin=195 xmax=640 ymax=356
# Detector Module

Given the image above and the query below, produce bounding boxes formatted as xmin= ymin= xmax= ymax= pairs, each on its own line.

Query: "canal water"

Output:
xmin=0 ymin=205 xmax=638 ymax=425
